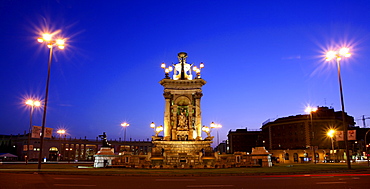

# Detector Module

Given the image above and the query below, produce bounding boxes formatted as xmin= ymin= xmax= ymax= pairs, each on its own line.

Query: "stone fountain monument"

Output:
xmin=150 ymin=52 xmax=215 ymax=168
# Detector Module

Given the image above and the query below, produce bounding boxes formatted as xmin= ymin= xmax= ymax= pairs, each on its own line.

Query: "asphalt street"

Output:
xmin=1 ymin=173 xmax=369 ymax=189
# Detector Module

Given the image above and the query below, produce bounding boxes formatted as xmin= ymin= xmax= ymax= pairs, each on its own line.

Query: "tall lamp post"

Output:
xmin=327 ymin=129 xmax=336 ymax=162
xmin=121 ymin=122 xmax=130 ymax=141
xmin=326 ymin=47 xmax=352 ymax=169
xmin=37 ymin=33 xmax=65 ymax=170
xmin=210 ymin=122 xmax=222 ymax=146
xmin=25 ymin=99 xmax=41 ymax=164
xmin=365 ymin=129 xmax=370 ymax=167
xmin=305 ymin=106 xmax=317 ymax=164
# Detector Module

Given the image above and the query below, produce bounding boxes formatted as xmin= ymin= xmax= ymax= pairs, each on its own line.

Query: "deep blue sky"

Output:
xmin=1 ymin=0 xmax=370 ymax=144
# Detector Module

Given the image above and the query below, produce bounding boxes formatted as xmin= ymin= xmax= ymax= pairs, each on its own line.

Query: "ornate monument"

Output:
xmin=150 ymin=52 xmax=216 ymax=168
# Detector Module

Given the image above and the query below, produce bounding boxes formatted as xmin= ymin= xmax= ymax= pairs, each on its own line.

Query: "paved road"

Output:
xmin=1 ymin=173 xmax=369 ymax=189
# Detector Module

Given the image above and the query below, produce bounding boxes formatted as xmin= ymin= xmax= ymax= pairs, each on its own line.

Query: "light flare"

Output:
xmin=156 ymin=125 xmax=163 ymax=132
xmin=327 ymin=129 xmax=336 ymax=138
xmin=305 ymin=106 xmax=317 ymax=113
xmin=42 ymin=33 xmax=52 ymax=41
xmin=121 ymin=122 xmax=130 ymax=127
xmin=325 ymin=51 xmax=337 ymax=61
xmin=57 ymin=129 xmax=66 ymax=134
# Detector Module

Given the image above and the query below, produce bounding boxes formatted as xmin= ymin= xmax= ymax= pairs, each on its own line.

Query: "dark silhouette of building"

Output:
xmin=261 ymin=106 xmax=355 ymax=150
xmin=227 ymin=128 xmax=262 ymax=153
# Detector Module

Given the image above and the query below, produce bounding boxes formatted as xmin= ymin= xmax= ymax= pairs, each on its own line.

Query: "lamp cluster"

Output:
xmin=304 ymin=106 xmax=317 ymax=114
xmin=160 ymin=62 xmax=205 ymax=79
xmin=25 ymin=99 xmax=41 ymax=108
xmin=150 ymin=122 xmax=163 ymax=137
xmin=210 ymin=122 xmax=222 ymax=129
xmin=326 ymin=47 xmax=351 ymax=61
xmin=161 ymin=63 xmax=173 ymax=79
xmin=37 ymin=33 xmax=66 ymax=49
xmin=202 ymin=122 xmax=222 ymax=139
xmin=192 ymin=62 xmax=204 ymax=78
xmin=121 ymin=122 xmax=130 ymax=127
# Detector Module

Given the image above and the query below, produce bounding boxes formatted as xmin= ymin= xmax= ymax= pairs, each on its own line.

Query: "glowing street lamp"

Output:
xmin=192 ymin=62 xmax=204 ymax=79
xmin=25 ymin=99 xmax=41 ymax=164
xmin=155 ymin=125 xmax=164 ymax=137
xmin=210 ymin=122 xmax=222 ymax=145
xmin=327 ymin=129 xmax=336 ymax=152
xmin=150 ymin=122 xmax=156 ymax=132
xmin=56 ymin=129 xmax=66 ymax=139
xmin=121 ymin=122 xmax=130 ymax=141
xmin=305 ymin=106 xmax=317 ymax=114
xmin=202 ymin=125 xmax=212 ymax=139
xmin=161 ymin=62 xmax=173 ymax=79
xmin=150 ymin=122 xmax=163 ymax=137
xmin=304 ymin=106 xmax=317 ymax=143
xmin=37 ymin=32 xmax=66 ymax=170
xmin=325 ymin=47 xmax=351 ymax=169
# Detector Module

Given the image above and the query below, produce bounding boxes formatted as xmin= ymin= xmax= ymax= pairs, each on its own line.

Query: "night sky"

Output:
xmin=1 ymin=0 xmax=370 ymax=144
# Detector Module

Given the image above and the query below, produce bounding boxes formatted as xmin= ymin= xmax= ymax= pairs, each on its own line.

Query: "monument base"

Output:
xmin=151 ymin=140 xmax=215 ymax=168
xmin=94 ymin=147 xmax=116 ymax=168
xmin=251 ymin=147 xmax=272 ymax=167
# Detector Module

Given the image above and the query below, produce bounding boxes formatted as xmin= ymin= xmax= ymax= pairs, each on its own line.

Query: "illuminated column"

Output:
xmin=163 ymin=92 xmax=171 ymax=140
xmin=187 ymin=105 xmax=194 ymax=140
xmin=194 ymin=92 xmax=203 ymax=139
xmin=82 ymin=144 xmax=86 ymax=160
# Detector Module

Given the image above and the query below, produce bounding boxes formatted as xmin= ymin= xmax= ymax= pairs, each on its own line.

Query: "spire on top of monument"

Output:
xmin=161 ymin=52 xmax=204 ymax=80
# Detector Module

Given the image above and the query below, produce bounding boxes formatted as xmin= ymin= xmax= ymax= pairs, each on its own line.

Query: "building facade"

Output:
xmin=0 ymin=134 xmax=152 ymax=161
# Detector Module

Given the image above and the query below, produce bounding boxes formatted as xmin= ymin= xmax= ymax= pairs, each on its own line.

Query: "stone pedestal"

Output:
xmin=251 ymin=147 xmax=272 ymax=167
xmin=94 ymin=147 xmax=116 ymax=168
xmin=151 ymin=140 xmax=214 ymax=168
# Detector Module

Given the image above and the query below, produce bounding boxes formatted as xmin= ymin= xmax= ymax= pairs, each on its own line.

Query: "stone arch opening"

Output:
xmin=49 ymin=147 xmax=59 ymax=161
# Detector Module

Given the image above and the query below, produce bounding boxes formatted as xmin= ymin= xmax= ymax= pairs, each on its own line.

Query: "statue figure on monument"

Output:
xmin=172 ymin=52 xmax=194 ymax=80
xmin=177 ymin=111 xmax=188 ymax=131
xmin=99 ymin=132 xmax=111 ymax=147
